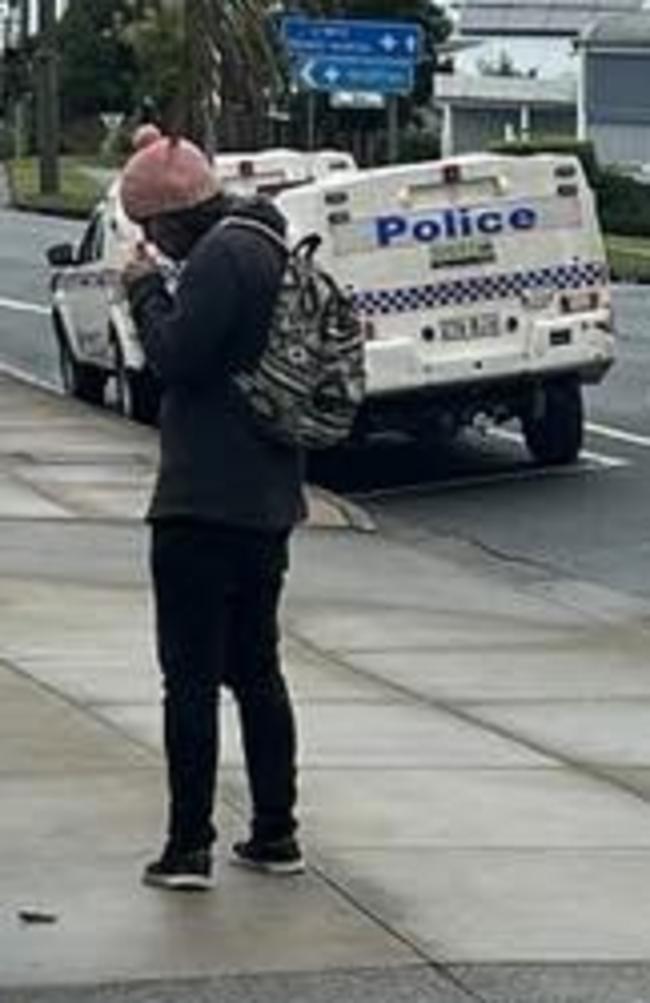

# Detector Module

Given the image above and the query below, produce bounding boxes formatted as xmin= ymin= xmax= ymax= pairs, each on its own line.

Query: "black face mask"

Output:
xmin=142 ymin=195 xmax=228 ymax=261
xmin=143 ymin=214 xmax=196 ymax=261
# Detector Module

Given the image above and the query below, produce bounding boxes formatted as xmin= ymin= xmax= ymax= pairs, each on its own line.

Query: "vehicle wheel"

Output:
xmin=55 ymin=318 xmax=106 ymax=405
xmin=109 ymin=333 xmax=135 ymax=419
xmin=521 ymin=379 xmax=584 ymax=465
xmin=109 ymin=331 xmax=159 ymax=424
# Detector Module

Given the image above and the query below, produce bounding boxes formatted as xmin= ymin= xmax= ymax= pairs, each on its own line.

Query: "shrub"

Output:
xmin=490 ymin=136 xmax=600 ymax=187
xmin=397 ymin=129 xmax=442 ymax=164
xmin=597 ymin=170 xmax=650 ymax=238
xmin=490 ymin=135 xmax=650 ymax=237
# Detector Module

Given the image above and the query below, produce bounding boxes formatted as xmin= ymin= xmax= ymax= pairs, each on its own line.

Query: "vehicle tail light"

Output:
xmin=560 ymin=290 xmax=600 ymax=314
xmin=521 ymin=289 xmax=554 ymax=310
xmin=442 ymin=163 xmax=462 ymax=186
xmin=362 ymin=319 xmax=376 ymax=341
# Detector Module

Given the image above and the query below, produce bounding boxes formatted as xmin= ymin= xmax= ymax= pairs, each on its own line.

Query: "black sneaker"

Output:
xmin=230 ymin=836 xmax=305 ymax=875
xmin=142 ymin=846 xmax=214 ymax=891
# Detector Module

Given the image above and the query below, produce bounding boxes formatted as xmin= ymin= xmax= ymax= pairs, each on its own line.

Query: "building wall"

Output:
xmin=586 ymin=52 xmax=650 ymax=125
xmin=591 ymin=124 xmax=650 ymax=166
xmin=450 ymin=105 xmax=576 ymax=155
xmin=584 ymin=49 xmax=650 ymax=164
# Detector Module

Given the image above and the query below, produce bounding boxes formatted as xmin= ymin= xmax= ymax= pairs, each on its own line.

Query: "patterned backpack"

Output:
xmin=219 ymin=217 xmax=366 ymax=450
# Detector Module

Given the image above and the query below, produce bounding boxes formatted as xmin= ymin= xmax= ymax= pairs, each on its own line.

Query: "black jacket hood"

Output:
xmin=220 ymin=194 xmax=287 ymax=239
xmin=153 ymin=192 xmax=287 ymax=261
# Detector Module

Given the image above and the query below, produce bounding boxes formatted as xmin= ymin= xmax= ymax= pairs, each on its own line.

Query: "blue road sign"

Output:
xmin=298 ymin=57 xmax=415 ymax=95
xmin=282 ymin=17 xmax=423 ymax=62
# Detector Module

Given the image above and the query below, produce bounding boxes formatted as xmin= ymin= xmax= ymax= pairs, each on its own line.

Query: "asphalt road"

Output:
xmin=1 ymin=208 xmax=649 ymax=601
xmin=315 ymin=286 xmax=650 ymax=600
xmin=0 ymin=209 xmax=81 ymax=385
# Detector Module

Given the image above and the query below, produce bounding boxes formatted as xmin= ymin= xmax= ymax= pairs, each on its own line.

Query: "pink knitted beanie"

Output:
xmin=120 ymin=136 xmax=220 ymax=222
xmin=131 ymin=123 xmax=163 ymax=151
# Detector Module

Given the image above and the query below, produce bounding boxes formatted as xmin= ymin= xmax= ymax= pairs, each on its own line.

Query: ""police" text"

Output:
xmin=375 ymin=206 xmax=538 ymax=248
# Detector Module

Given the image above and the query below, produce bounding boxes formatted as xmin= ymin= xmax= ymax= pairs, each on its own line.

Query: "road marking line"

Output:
xmin=351 ymin=460 xmax=611 ymax=502
xmin=491 ymin=427 xmax=629 ymax=469
xmin=586 ymin=422 xmax=650 ymax=449
xmin=0 ymin=296 xmax=50 ymax=316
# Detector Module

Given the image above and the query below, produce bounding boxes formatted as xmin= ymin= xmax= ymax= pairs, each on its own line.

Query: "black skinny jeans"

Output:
xmin=151 ymin=520 xmax=298 ymax=853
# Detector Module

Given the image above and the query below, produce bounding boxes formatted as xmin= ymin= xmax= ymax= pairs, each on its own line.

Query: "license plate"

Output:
xmin=440 ymin=313 xmax=500 ymax=342
xmin=429 ymin=238 xmax=496 ymax=270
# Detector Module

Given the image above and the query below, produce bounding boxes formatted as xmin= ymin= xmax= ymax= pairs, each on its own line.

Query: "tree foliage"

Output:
xmin=121 ymin=2 xmax=185 ymax=123
xmin=57 ymin=0 xmax=137 ymax=119
xmin=54 ymin=0 xmax=452 ymax=153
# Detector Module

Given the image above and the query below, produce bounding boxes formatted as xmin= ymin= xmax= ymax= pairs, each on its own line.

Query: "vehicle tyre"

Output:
xmin=109 ymin=331 xmax=135 ymax=418
xmin=55 ymin=314 xmax=106 ymax=405
xmin=521 ymin=379 xmax=584 ymax=465
xmin=109 ymin=330 xmax=159 ymax=424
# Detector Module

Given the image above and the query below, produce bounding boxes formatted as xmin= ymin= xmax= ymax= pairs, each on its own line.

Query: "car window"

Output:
xmin=77 ymin=214 xmax=105 ymax=264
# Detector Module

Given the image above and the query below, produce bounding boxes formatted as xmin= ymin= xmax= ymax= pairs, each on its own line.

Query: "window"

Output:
xmin=77 ymin=213 xmax=105 ymax=264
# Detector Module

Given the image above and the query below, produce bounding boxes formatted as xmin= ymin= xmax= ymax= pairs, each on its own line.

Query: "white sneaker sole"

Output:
xmin=142 ymin=872 xmax=215 ymax=891
xmin=230 ymin=854 xmax=306 ymax=876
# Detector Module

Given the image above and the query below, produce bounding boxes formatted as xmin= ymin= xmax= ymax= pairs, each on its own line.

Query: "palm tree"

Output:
xmin=191 ymin=0 xmax=284 ymax=147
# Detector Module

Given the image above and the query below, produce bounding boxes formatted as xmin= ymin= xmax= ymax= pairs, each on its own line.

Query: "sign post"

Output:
xmin=281 ymin=16 xmax=423 ymax=163
xmin=387 ymin=95 xmax=399 ymax=164
xmin=307 ymin=92 xmax=317 ymax=151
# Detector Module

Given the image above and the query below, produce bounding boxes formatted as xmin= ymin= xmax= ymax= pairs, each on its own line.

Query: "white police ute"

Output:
xmin=213 ymin=148 xmax=357 ymax=198
xmin=46 ymin=179 xmax=160 ymax=422
xmin=277 ymin=153 xmax=616 ymax=464
xmin=46 ymin=148 xmax=358 ymax=423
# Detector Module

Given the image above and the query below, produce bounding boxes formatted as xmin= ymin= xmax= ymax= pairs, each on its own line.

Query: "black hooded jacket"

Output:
xmin=127 ymin=196 xmax=306 ymax=530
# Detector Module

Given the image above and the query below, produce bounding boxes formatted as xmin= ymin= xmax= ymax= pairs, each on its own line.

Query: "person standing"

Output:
xmin=119 ymin=136 xmax=306 ymax=890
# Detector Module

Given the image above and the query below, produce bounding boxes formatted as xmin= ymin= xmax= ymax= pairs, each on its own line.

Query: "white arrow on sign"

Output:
xmin=300 ymin=59 xmax=318 ymax=88
xmin=405 ymin=34 xmax=418 ymax=55
xmin=380 ymin=32 xmax=398 ymax=53
xmin=324 ymin=65 xmax=341 ymax=85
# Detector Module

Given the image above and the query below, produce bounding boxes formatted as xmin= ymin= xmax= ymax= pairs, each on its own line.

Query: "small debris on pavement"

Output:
xmin=18 ymin=909 xmax=58 ymax=925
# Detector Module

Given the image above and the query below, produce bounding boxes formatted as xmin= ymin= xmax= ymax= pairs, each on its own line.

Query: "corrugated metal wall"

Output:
xmin=585 ymin=50 xmax=650 ymax=163
xmin=591 ymin=124 xmax=650 ymax=164
xmin=587 ymin=53 xmax=650 ymax=124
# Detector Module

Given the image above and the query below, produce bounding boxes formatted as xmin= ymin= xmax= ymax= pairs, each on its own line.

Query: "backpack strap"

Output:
xmin=217 ymin=216 xmax=289 ymax=258
xmin=219 ymin=217 xmax=324 ymax=263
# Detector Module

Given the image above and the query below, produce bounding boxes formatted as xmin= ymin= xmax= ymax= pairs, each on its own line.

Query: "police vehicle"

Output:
xmin=276 ymin=153 xmax=616 ymax=463
xmin=46 ymin=179 xmax=155 ymax=419
xmin=215 ymin=148 xmax=356 ymax=198
xmin=46 ymin=148 xmax=357 ymax=422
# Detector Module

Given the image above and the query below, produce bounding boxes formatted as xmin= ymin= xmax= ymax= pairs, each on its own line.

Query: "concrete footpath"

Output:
xmin=3 ymin=373 xmax=650 ymax=1002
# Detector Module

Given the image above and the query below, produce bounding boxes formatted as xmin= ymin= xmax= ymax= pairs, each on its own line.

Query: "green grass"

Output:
xmin=6 ymin=156 xmax=111 ymax=216
xmin=605 ymin=234 xmax=650 ymax=284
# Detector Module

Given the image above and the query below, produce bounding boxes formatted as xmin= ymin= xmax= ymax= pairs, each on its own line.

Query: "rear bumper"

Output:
xmin=364 ymin=310 xmax=616 ymax=397
xmin=358 ymin=363 xmax=611 ymax=437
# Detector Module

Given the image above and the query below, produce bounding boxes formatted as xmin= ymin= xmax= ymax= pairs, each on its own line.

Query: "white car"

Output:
xmin=46 ymin=148 xmax=358 ymax=423
xmin=277 ymin=153 xmax=616 ymax=464
xmin=47 ymin=180 xmax=158 ymax=421
xmin=213 ymin=147 xmax=356 ymax=198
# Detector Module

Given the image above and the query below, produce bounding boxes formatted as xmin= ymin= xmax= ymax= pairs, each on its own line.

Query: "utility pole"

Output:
xmin=36 ymin=0 xmax=59 ymax=194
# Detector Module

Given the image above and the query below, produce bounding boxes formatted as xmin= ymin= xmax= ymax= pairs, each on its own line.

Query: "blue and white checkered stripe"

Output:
xmin=351 ymin=261 xmax=607 ymax=318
